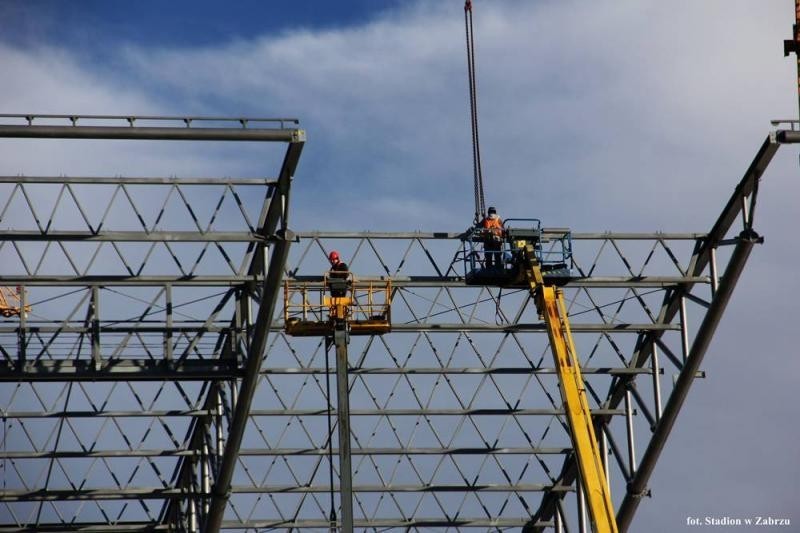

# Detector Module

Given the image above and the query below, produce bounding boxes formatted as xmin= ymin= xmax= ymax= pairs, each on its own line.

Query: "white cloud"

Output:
xmin=116 ymin=0 xmax=797 ymax=233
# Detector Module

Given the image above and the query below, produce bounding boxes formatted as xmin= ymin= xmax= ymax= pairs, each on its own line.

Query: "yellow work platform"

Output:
xmin=283 ymin=275 xmax=392 ymax=337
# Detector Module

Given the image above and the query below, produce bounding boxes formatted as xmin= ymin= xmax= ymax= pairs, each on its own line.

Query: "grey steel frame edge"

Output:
xmin=526 ymin=130 xmax=790 ymax=532
xmin=198 ymin=138 xmax=303 ymax=532
xmin=159 ymin=140 xmax=303 ymax=529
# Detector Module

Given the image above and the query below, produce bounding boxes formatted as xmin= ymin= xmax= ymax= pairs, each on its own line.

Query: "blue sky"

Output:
xmin=1 ymin=0 xmax=799 ymax=530
xmin=3 ymin=1 xmax=405 ymax=48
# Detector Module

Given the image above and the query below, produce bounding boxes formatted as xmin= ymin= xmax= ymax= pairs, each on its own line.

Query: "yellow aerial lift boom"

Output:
xmin=522 ymin=244 xmax=618 ymax=533
xmin=462 ymin=224 xmax=618 ymax=532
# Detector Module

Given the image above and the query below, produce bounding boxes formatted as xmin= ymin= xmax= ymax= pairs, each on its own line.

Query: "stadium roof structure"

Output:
xmin=0 ymin=114 xmax=795 ymax=531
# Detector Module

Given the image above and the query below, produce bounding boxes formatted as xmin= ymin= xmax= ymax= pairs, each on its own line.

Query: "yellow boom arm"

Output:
xmin=524 ymin=248 xmax=618 ymax=533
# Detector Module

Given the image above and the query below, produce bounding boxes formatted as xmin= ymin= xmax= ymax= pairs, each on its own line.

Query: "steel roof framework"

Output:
xmin=0 ymin=117 xmax=790 ymax=532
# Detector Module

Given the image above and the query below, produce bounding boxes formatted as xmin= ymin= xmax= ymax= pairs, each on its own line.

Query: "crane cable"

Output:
xmin=465 ymin=0 xmax=486 ymax=224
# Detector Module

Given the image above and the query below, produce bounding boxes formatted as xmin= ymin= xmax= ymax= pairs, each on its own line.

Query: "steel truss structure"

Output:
xmin=0 ymin=117 xmax=792 ymax=532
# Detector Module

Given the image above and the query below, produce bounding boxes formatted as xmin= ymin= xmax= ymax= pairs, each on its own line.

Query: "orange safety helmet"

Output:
xmin=328 ymin=250 xmax=340 ymax=262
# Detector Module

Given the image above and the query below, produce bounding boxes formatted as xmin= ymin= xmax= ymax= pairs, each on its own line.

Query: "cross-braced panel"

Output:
xmin=224 ymin=231 xmax=695 ymax=530
xmin=0 ymin=115 xmax=304 ymax=532
xmin=219 ymin=131 xmax=785 ymax=532
xmin=0 ymin=117 xmax=787 ymax=532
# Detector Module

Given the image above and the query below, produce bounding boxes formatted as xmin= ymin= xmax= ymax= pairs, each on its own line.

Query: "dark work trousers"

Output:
xmin=484 ymin=242 xmax=502 ymax=269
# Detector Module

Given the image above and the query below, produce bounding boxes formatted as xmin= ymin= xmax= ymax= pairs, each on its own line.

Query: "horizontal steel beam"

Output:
xmin=775 ymin=129 xmax=800 ymax=143
xmin=0 ymin=360 xmax=240 ymax=381
xmin=0 ymin=231 xmax=264 ymax=242
xmin=218 ymin=518 xmax=546 ymax=529
xmin=0 ymin=113 xmax=299 ymax=126
xmin=289 ymin=275 xmax=710 ymax=288
xmin=0 ymin=176 xmax=276 ymax=185
xmin=0 ymin=275 xmax=704 ymax=287
xmin=0 ymin=361 xmax=663 ymax=382
xmin=384 ymin=323 xmax=678 ymax=333
xmin=0 ymin=124 xmax=303 ymax=142
xmin=0 ymin=322 xmax=679 ymax=335
xmin=0 ymin=325 xmax=229 ymax=333
xmin=1 ymin=275 xmax=260 ymax=286
xmin=297 ymin=231 xmax=705 ymax=240
xmin=243 ymin=446 xmax=572 ymax=455
xmin=0 ymin=519 xmax=553 ymax=531
xmin=0 ymin=450 xmax=199 ymax=459
xmin=0 ymin=488 xmax=190 ymax=501
xmin=0 ymin=484 xmax=571 ymax=501
xmin=260 ymin=366 xmax=658 ymax=375
xmin=0 ymin=524 xmax=166 ymax=533
xmin=248 ymin=408 xmax=625 ymax=416
xmin=0 ymin=446 xmax=571 ymax=459
xmin=0 ymin=407 xmax=621 ymax=418
xmin=1 ymin=409 xmax=215 ymax=418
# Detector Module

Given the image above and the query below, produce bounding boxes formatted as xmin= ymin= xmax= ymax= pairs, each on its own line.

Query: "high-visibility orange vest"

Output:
xmin=482 ymin=216 xmax=504 ymax=238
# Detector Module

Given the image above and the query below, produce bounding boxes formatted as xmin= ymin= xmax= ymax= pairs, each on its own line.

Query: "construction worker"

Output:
xmin=327 ymin=250 xmax=350 ymax=297
xmin=479 ymin=206 xmax=504 ymax=269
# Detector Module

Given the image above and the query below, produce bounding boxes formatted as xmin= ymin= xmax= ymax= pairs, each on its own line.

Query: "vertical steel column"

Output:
xmin=651 ymin=346 xmax=662 ymax=424
xmin=229 ymin=379 xmax=239 ymax=412
xmin=215 ymin=388 xmax=224 ymax=470
xmin=709 ymin=247 xmax=719 ymax=296
xmin=679 ymin=295 xmax=689 ymax=364
xmin=624 ymin=389 xmax=637 ymax=475
xmin=201 ymin=435 xmax=211 ymax=519
xmin=740 ymin=195 xmax=750 ymax=227
xmin=600 ymin=429 xmax=610 ymax=488
xmin=333 ymin=327 xmax=354 ymax=533
xmin=240 ymin=289 xmax=252 ymax=362
xmin=165 ymin=284 xmax=173 ymax=361
xmin=231 ymin=290 xmax=248 ymax=409
xmin=91 ymin=286 xmax=101 ymax=370
xmin=17 ymin=286 xmax=26 ymax=371
xmin=188 ymin=459 xmax=198 ymax=533
xmin=577 ymin=473 xmax=588 ymax=533
xmin=555 ymin=503 xmax=565 ymax=533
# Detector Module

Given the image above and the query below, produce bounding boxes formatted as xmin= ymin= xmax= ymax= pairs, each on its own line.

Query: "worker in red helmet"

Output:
xmin=327 ymin=250 xmax=350 ymax=297
xmin=479 ymin=206 xmax=504 ymax=269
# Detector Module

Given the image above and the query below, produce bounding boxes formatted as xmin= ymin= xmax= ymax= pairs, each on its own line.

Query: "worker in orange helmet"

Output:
xmin=479 ymin=206 xmax=504 ymax=269
xmin=327 ymin=250 xmax=350 ymax=297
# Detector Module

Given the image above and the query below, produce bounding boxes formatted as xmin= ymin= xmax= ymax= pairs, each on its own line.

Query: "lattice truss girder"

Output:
xmin=222 ymin=137 xmax=778 ymax=532
xmin=242 ymin=232 xmax=699 ymax=530
xmin=0 ymin=177 xmax=288 ymax=528
xmin=0 ymin=115 xmax=304 ymax=532
xmin=0 ymin=119 xmax=784 ymax=532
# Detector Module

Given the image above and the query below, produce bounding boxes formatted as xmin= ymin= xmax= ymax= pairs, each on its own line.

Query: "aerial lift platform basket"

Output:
xmin=461 ymin=218 xmax=573 ymax=286
xmin=0 ymin=286 xmax=30 ymax=318
xmin=283 ymin=273 xmax=392 ymax=336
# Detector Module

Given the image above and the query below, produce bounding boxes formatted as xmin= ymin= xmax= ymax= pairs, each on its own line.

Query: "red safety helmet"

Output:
xmin=328 ymin=250 xmax=340 ymax=262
